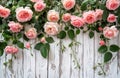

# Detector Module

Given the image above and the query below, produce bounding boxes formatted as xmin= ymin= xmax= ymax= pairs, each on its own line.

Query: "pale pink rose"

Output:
xmin=71 ymin=16 xmax=85 ymax=28
xmin=40 ymin=37 xmax=46 ymax=43
xmin=62 ymin=0 xmax=76 ymax=10
xmin=47 ymin=10 xmax=59 ymax=22
xmin=30 ymin=0 xmax=43 ymax=2
xmin=8 ymin=21 xmax=23 ymax=33
xmin=103 ymin=26 xmax=119 ymax=39
xmin=5 ymin=46 xmax=18 ymax=54
xmin=44 ymin=22 xmax=59 ymax=35
xmin=0 ymin=5 xmax=10 ymax=18
xmin=25 ymin=42 xmax=31 ymax=49
xmin=34 ymin=1 xmax=46 ymax=12
xmin=25 ymin=28 xmax=37 ymax=39
xmin=62 ymin=13 xmax=71 ymax=22
xmin=107 ymin=14 xmax=117 ymax=23
xmin=99 ymin=40 xmax=105 ymax=46
xmin=95 ymin=9 xmax=103 ymax=20
xmin=106 ymin=0 xmax=120 ymax=10
xmin=16 ymin=7 xmax=33 ymax=22
xmin=83 ymin=11 xmax=96 ymax=24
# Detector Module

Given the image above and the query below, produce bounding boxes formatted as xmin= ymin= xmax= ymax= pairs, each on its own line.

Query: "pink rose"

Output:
xmin=107 ymin=14 xmax=117 ymax=23
xmin=99 ymin=40 xmax=105 ymax=46
xmin=62 ymin=13 xmax=71 ymax=22
xmin=5 ymin=46 xmax=18 ymax=54
xmin=71 ymin=16 xmax=85 ymax=28
xmin=47 ymin=10 xmax=59 ymax=22
xmin=62 ymin=0 xmax=76 ymax=10
xmin=103 ymin=26 xmax=119 ymax=39
xmin=98 ymin=27 xmax=103 ymax=31
xmin=106 ymin=0 xmax=120 ymax=10
xmin=95 ymin=9 xmax=103 ymax=20
xmin=25 ymin=28 xmax=37 ymax=39
xmin=16 ymin=7 xmax=33 ymax=22
xmin=30 ymin=0 xmax=43 ymax=2
xmin=0 ymin=5 xmax=10 ymax=18
xmin=8 ymin=21 xmax=23 ymax=33
xmin=34 ymin=1 xmax=46 ymax=12
xmin=40 ymin=37 xmax=46 ymax=43
xmin=44 ymin=22 xmax=59 ymax=35
xmin=83 ymin=11 xmax=96 ymax=24
xmin=25 ymin=42 xmax=31 ymax=49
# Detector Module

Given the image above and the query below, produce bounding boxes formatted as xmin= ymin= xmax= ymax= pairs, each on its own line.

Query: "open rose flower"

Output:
xmin=44 ymin=22 xmax=59 ymax=35
xmin=62 ymin=13 xmax=71 ymax=22
xmin=5 ymin=46 xmax=19 ymax=54
xmin=71 ymin=16 xmax=85 ymax=28
xmin=62 ymin=0 xmax=76 ymax=10
xmin=0 ymin=5 xmax=10 ymax=18
xmin=107 ymin=14 xmax=117 ymax=23
xmin=8 ymin=21 xmax=23 ymax=33
xmin=103 ymin=26 xmax=119 ymax=39
xmin=95 ymin=9 xmax=103 ymax=20
xmin=34 ymin=1 xmax=46 ymax=12
xmin=47 ymin=10 xmax=59 ymax=22
xmin=25 ymin=28 xmax=37 ymax=39
xmin=30 ymin=0 xmax=43 ymax=2
xmin=106 ymin=0 xmax=120 ymax=10
xmin=83 ymin=11 xmax=96 ymax=24
xmin=16 ymin=7 xmax=33 ymax=22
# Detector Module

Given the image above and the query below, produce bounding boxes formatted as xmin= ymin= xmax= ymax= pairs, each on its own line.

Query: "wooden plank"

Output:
xmin=83 ymin=32 xmax=94 ymax=78
xmin=23 ymin=40 xmax=35 ymax=78
xmin=59 ymin=38 xmax=71 ymax=78
xmin=48 ymin=37 xmax=60 ymax=78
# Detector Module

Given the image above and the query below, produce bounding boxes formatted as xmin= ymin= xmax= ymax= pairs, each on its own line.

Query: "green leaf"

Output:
xmin=17 ymin=41 xmax=24 ymax=49
xmin=46 ymin=37 xmax=54 ymax=43
xmin=110 ymin=45 xmax=120 ymax=52
xmin=34 ymin=43 xmax=44 ymax=50
xmin=76 ymin=29 xmax=80 ymax=35
xmin=40 ymin=45 xmax=48 ymax=58
xmin=104 ymin=52 xmax=113 ymax=63
xmin=89 ymin=31 xmax=94 ymax=38
xmin=37 ymin=34 xmax=44 ymax=38
xmin=81 ymin=0 xmax=89 ymax=11
xmin=102 ymin=10 xmax=109 ymax=21
xmin=98 ymin=45 xmax=108 ymax=53
xmin=0 ymin=49 xmax=4 ymax=56
xmin=44 ymin=43 xmax=50 ymax=51
xmin=67 ymin=29 xmax=75 ymax=40
xmin=57 ymin=31 xmax=66 ymax=39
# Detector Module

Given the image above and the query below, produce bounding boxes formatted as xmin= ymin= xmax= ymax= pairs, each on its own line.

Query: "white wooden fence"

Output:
xmin=0 ymin=32 xmax=120 ymax=78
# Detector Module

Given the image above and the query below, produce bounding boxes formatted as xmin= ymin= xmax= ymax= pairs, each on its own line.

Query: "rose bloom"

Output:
xmin=103 ymin=26 xmax=119 ymax=39
xmin=0 ymin=5 xmax=10 ymax=18
xmin=44 ymin=22 xmax=59 ymax=35
xmin=30 ymin=0 xmax=43 ymax=2
xmin=106 ymin=0 xmax=120 ymax=10
xmin=99 ymin=40 xmax=105 ymax=46
xmin=16 ymin=7 xmax=33 ymax=22
xmin=40 ymin=37 xmax=46 ymax=43
xmin=62 ymin=13 xmax=71 ymax=22
xmin=107 ymin=14 xmax=117 ymax=23
xmin=8 ymin=21 xmax=23 ymax=33
xmin=5 ymin=46 xmax=19 ymax=54
xmin=62 ymin=0 xmax=76 ymax=10
xmin=71 ymin=16 xmax=85 ymax=28
xmin=34 ymin=1 xmax=46 ymax=12
xmin=83 ymin=11 xmax=96 ymax=24
xmin=98 ymin=27 xmax=103 ymax=31
xmin=47 ymin=10 xmax=59 ymax=22
xmin=25 ymin=42 xmax=31 ymax=49
xmin=25 ymin=28 xmax=37 ymax=39
xmin=95 ymin=9 xmax=103 ymax=20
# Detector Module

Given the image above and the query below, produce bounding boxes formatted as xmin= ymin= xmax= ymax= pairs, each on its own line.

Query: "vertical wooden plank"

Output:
xmin=24 ymin=40 xmax=35 ymax=78
xmin=117 ymin=34 xmax=120 ymax=78
xmin=94 ymin=33 xmax=104 ymax=78
xmin=59 ymin=38 xmax=71 ymax=78
xmin=104 ymin=38 xmax=118 ymax=78
xmin=48 ymin=37 xmax=60 ymax=78
xmin=83 ymin=32 xmax=94 ymax=78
